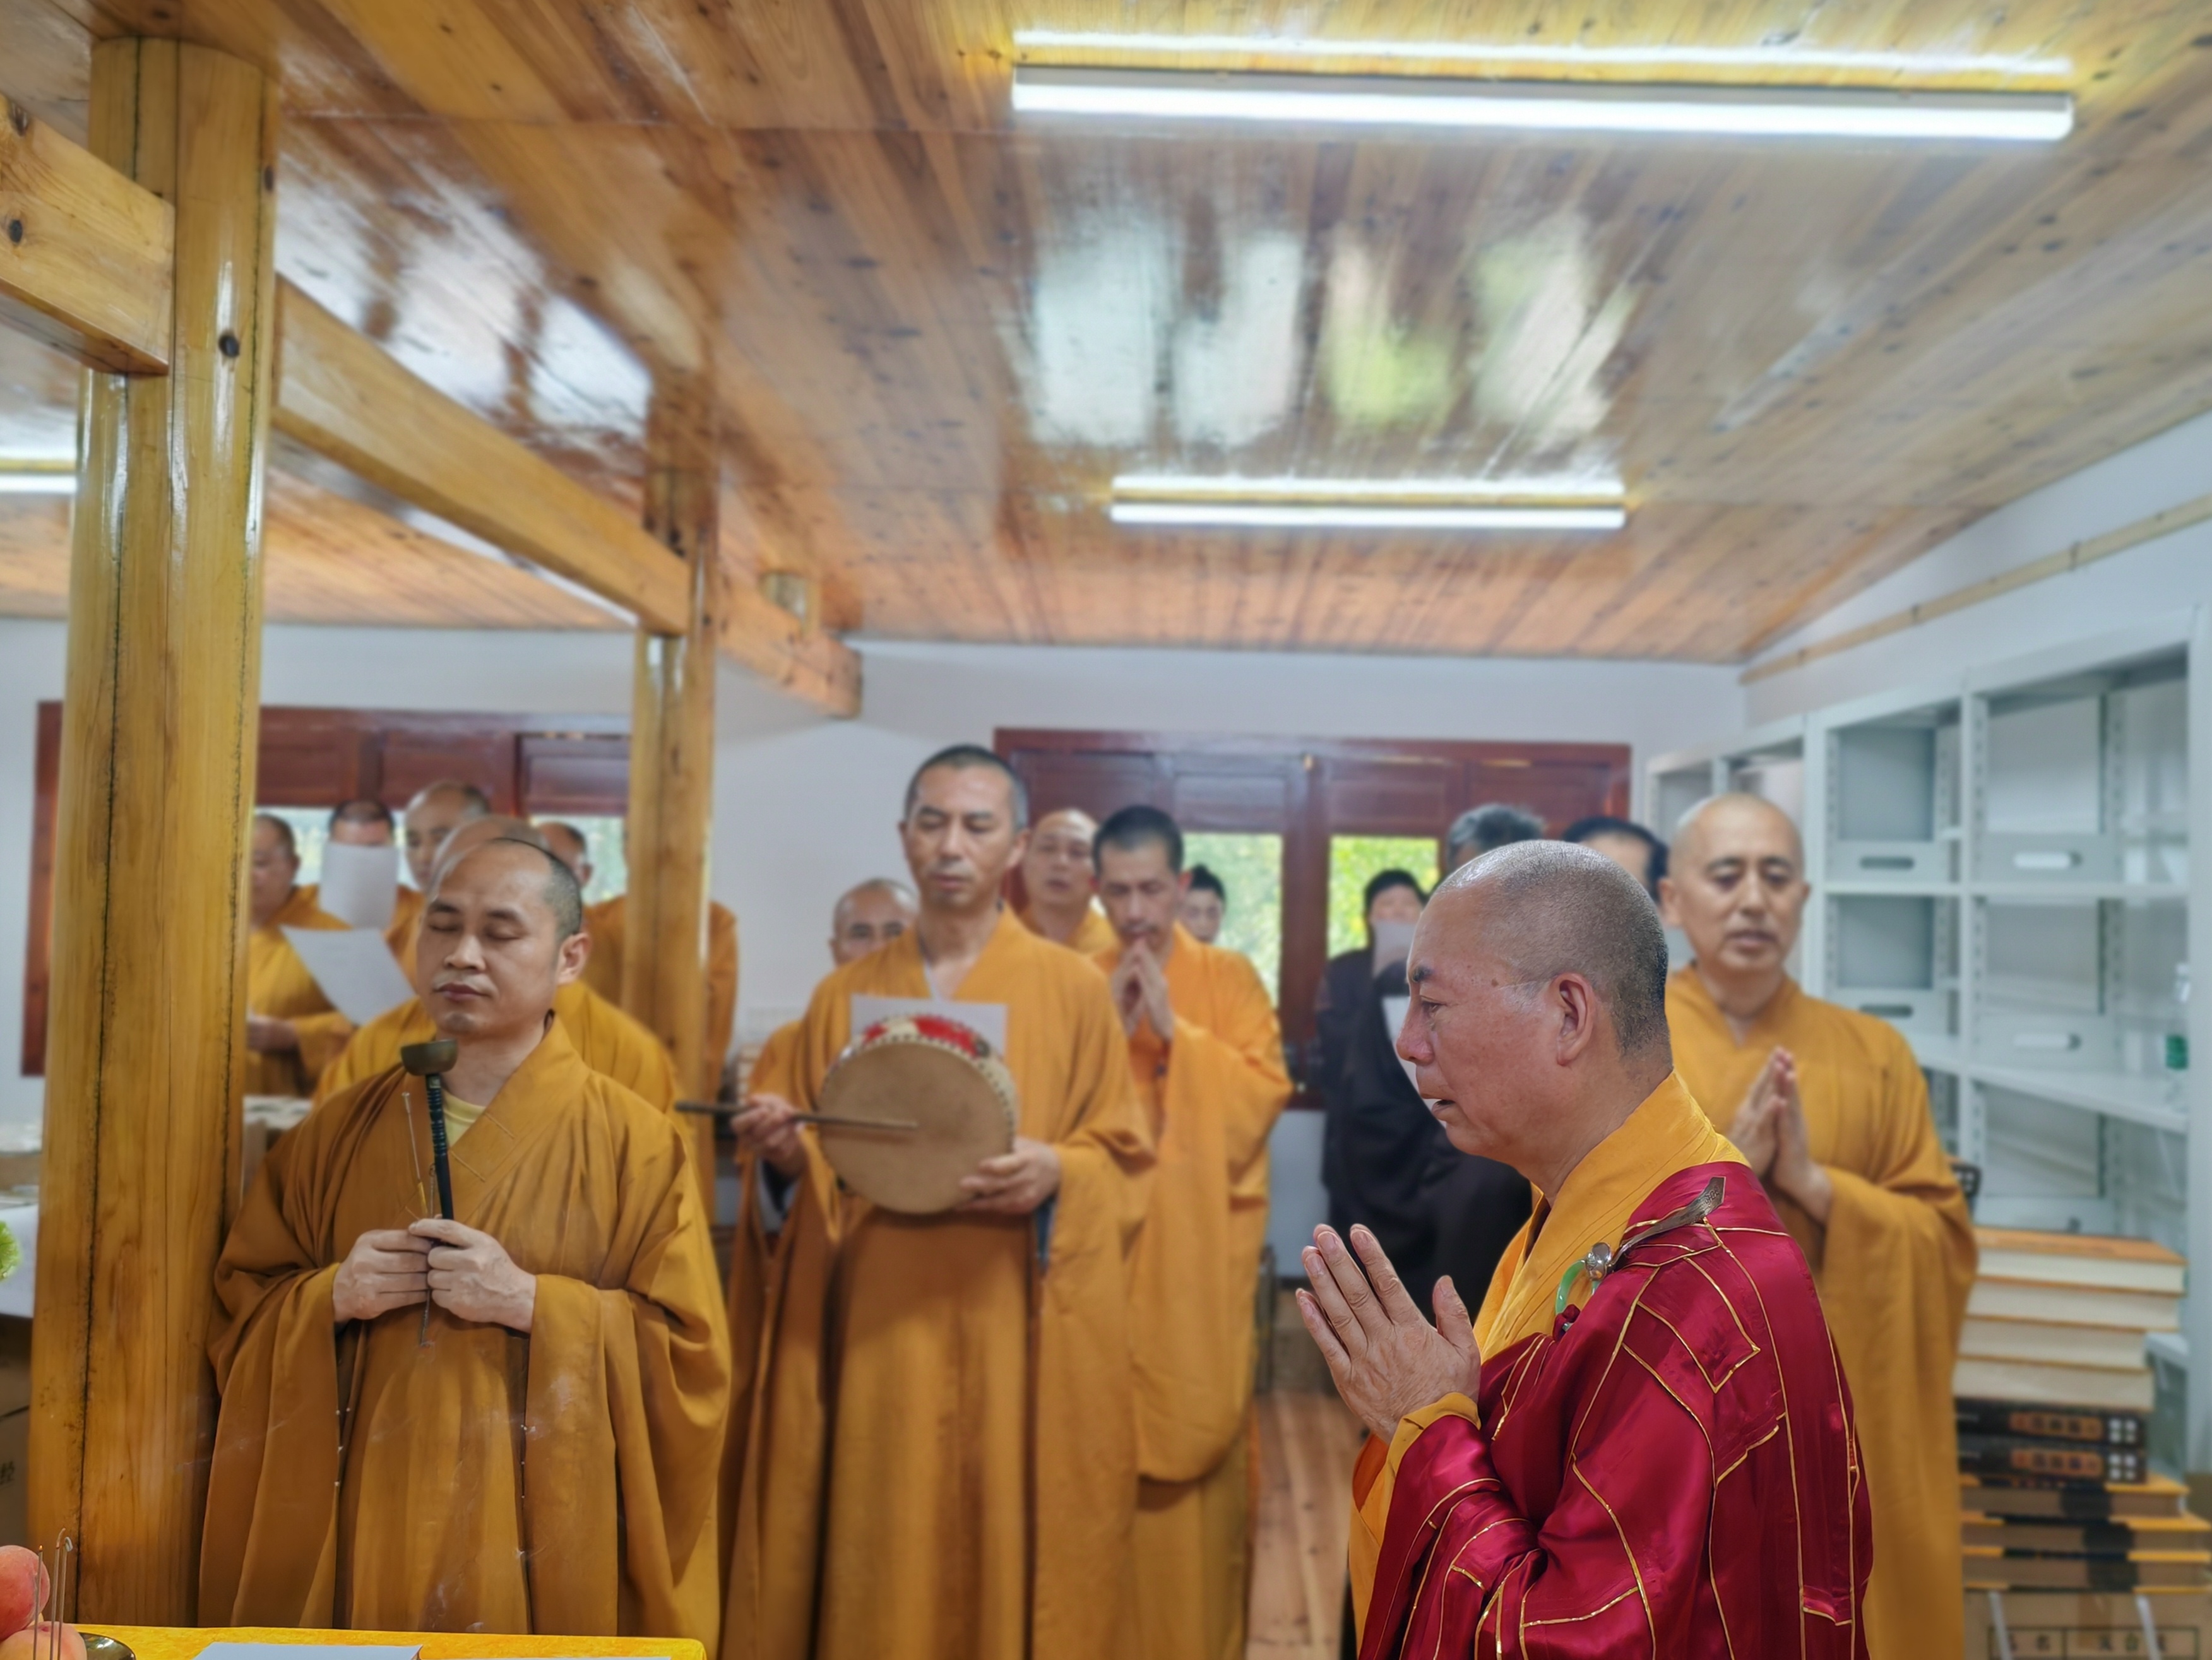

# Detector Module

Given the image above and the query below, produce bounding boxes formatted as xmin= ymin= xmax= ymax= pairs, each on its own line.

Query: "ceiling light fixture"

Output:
xmin=1012 ymin=67 xmax=2073 ymax=142
xmin=1109 ymin=476 xmax=1627 ymax=531
xmin=1011 ymin=30 xmax=2073 ymax=81
xmin=0 ymin=468 xmax=76 ymax=496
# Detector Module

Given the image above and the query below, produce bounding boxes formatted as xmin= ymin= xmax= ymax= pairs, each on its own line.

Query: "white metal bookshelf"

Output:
xmin=1647 ymin=612 xmax=2212 ymax=1473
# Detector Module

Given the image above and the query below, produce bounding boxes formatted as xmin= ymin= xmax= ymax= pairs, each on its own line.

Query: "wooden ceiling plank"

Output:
xmin=0 ymin=93 xmax=172 ymax=372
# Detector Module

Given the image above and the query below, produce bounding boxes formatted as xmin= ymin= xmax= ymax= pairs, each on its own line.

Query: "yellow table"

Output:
xmin=92 ymin=1628 xmax=701 ymax=1660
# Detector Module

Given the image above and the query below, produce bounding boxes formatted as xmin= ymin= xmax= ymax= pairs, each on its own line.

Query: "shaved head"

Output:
xmin=1660 ymin=794 xmax=1809 ymax=1008
xmin=403 ymin=780 xmax=493 ymax=888
xmin=1672 ymin=793 xmax=1803 ymax=870
xmin=536 ymin=820 xmax=592 ymax=883
xmin=434 ymin=824 xmax=583 ymax=942
xmin=831 ymin=877 xmax=919 ymax=965
xmin=1424 ymin=841 xmax=1671 ymax=1060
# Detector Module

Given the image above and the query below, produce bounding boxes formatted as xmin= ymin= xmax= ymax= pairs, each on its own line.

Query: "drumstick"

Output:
xmin=675 ymin=1101 xmax=920 ymax=1133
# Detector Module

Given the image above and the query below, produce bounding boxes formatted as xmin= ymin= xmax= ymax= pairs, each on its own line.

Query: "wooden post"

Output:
xmin=31 ymin=40 xmax=276 ymax=1620
xmin=624 ymin=379 xmax=723 ymax=1207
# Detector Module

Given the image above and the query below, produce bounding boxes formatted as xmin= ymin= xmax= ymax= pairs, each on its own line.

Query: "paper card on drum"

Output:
xmin=849 ymin=995 xmax=1007 ymax=1053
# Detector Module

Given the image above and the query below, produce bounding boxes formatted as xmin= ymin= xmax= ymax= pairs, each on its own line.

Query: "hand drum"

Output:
xmin=815 ymin=1014 xmax=1017 ymax=1214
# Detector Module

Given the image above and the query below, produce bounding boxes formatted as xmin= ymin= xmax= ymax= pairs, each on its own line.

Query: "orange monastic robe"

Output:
xmin=316 ymin=979 xmax=678 ymax=1113
xmin=246 ymin=887 xmax=354 ymax=1097
xmin=1022 ymin=900 xmax=1118 ymax=958
xmin=582 ymin=894 xmax=741 ymax=1074
xmin=726 ymin=909 xmax=1153 ymax=1660
xmin=386 ymin=883 xmax=425 ymax=968
xmin=719 ymin=1020 xmax=802 ymax=1567
xmin=201 ymin=1023 xmax=730 ymax=1644
xmin=1668 ymin=969 xmax=1974 ymax=1660
xmin=1095 ymin=925 xmax=1288 ymax=1660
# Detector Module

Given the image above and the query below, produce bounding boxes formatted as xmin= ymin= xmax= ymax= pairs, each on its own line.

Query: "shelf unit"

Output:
xmin=1648 ymin=613 xmax=2212 ymax=1471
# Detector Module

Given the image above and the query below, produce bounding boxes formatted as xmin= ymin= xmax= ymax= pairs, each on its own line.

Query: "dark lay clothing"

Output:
xmin=1316 ymin=951 xmax=1530 ymax=1308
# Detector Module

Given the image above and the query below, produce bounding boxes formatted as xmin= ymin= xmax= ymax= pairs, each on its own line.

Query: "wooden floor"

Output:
xmin=1249 ymin=1288 xmax=1364 ymax=1660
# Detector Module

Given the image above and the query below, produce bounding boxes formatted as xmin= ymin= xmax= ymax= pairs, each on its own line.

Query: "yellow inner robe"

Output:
xmin=201 ymin=1023 xmax=730 ymax=1645
xmin=1095 ymin=925 xmax=1288 ymax=1660
xmin=1020 ymin=900 xmax=1118 ymax=958
xmin=726 ymin=908 xmax=1153 ymax=1660
xmin=316 ymin=980 xmax=677 ymax=1113
xmin=246 ymin=886 xmax=355 ymax=1098
xmin=582 ymin=894 xmax=742 ymax=1074
xmin=1668 ymin=968 xmax=1975 ymax=1660
xmin=1347 ymin=1072 xmax=1745 ymax=1639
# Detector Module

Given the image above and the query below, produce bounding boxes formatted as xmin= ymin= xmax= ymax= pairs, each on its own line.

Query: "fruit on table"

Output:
xmin=0 ymin=1548 xmax=42 ymax=1639
xmin=0 ymin=1622 xmax=83 ymax=1660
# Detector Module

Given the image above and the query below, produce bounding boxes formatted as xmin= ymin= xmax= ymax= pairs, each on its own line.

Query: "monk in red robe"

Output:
xmin=1299 ymin=841 xmax=1870 ymax=1659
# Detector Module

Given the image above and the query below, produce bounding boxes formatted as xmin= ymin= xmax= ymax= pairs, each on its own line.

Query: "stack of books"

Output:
xmin=1954 ymin=1228 xmax=2207 ymax=1595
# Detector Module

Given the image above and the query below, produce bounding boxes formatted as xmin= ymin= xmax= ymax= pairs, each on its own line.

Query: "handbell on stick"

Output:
xmin=400 ymin=1038 xmax=460 ymax=1222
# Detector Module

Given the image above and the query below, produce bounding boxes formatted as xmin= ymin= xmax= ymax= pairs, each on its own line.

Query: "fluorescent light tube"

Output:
xmin=1012 ymin=32 xmax=2073 ymax=81
xmin=0 ymin=470 xmax=75 ymax=495
xmin=1109 ymin=501 xmax=1626 ymax=531
xmin=1013 ymin=68 xmax=2073 ymax=142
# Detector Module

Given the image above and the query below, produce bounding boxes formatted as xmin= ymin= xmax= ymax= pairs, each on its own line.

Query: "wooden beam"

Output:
xmin=723 ymin=576 xmax=861 ymax=716
xmin=271 ymin=279 xmax=691 ymax=632
xmin=1741 ymin=487 xmax=2212 ymax=684
xmin=626 ymin=378 xmax=722 ymax=1211
xmin=274 ymin=279 xmax=861 ymax=712
xmin=33 ymin=39 xmax=278 ymax=1620
xmin=0 ymin=93 xmax=174 ymax=373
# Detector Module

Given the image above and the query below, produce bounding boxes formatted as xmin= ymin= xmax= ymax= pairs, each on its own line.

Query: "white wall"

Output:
xmin=1746 ymin=406 xmax=2212 ymax=721
xmin=0 ymin=625 xmax=1740 ymax=1159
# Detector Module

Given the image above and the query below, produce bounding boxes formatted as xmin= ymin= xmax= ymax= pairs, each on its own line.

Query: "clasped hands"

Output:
xmin=332 ymin=1218 xmax=537 ymax=1332
xmin=1297 ymin=1223 xmax=1481 ymax=1443
xmin=733 ymin=1092 xmax=1062 ymax=1216
xmin=1727 ymin=1046 xmax=1834 ymax=1224
xmin=1108 ymin=942 xmax=1174 ymax=1040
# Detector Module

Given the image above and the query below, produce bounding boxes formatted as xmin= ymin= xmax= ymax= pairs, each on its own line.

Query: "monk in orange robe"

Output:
xmin=725 ymin=746 xmax=1152 ymax=1660
xmin=1301 ymin=843 xmax=1869 ymax=1657
xmin=1091 ymin=807 xmax=1288 ymax=1660
xmin=316 ymin=818 xmax=677 ymax=1113
xmin=203 ymin=834 xmax=729 ymax=1641
xmin=536 ymin=819 xmax=742 ymax=1075
xmin=383 ymin=780 xmax=492 ymax=974
xmin=720 ymin=876 xmax=917 ymax=1562
xmin=1662 ymin=793 xmax=1973 ymax=1660
xmin=244 ymin=814 xmax=355 ymax=1097
xmin=1018 ymin=805 xmax=1118 ymax=956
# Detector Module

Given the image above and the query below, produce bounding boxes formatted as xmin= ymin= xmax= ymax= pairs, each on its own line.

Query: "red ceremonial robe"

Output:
xmin=1354 ymin=1075 xmax=1871 ymax=1659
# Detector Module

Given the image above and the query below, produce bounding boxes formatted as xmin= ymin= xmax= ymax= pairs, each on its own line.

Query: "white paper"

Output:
xmin=850 ymin=995 xmax=1009 ymax=1055
xmin=1371 ymin=918 xmax=1418 ymax=975
xmin=316 ymin=840 xmax=401 ymax=930
xmin=1381 ymin=995 xmax=1424 ymax=1093
xmin=284 ymin=927 xmax=415 ymax=1025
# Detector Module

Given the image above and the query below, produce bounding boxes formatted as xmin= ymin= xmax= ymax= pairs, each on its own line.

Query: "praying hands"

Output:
xmin=1296 ymin=1223 xmax=1482 ymax=1442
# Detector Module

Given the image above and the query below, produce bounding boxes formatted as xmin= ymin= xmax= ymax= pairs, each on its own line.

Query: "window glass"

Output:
xmin=1327 ymin=834 xmax=1439 ymax=959
xmin=1182 ymin=831 xmax=1283 ymax=1005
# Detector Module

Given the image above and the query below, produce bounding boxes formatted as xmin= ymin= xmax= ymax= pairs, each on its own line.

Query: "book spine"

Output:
xmin=1954 ymin=1399 xmax=2148 ymax=1447
xmin=1959 ymin=1435 xmax=2146 ymax=1485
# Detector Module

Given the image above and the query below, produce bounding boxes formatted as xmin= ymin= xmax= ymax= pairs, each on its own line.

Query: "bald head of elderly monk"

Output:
xmin=403 ymin=780 xmax=492 ymax=891
xmin=1399 ymin=839 xmax=1674 ymax=1197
